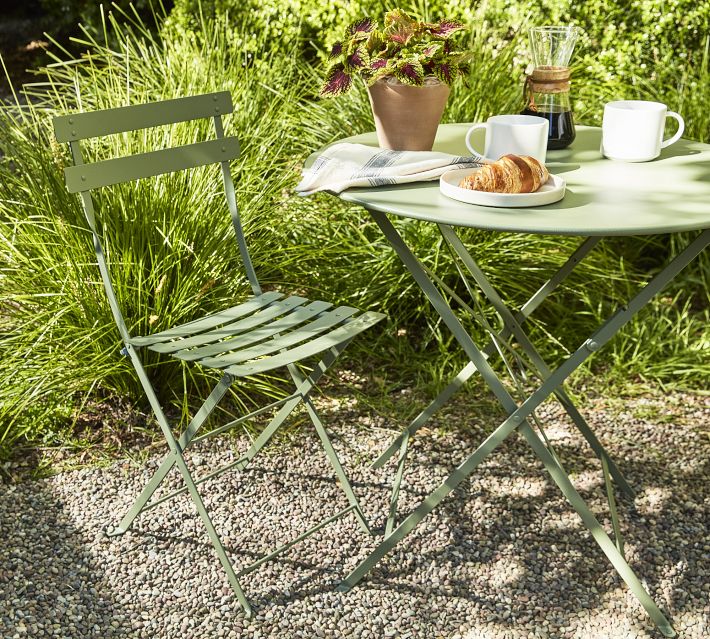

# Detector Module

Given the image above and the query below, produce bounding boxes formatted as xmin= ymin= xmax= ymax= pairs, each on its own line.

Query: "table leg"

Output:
xmin=517 ymin=421 xmax=675 ymax=637
xmin=440 ymin=224 xmax=634 ymax=497
xmin=339 ymin=405 xmax=531 ymax=592
xmin=348 ymin=213 xmax=707 ymax=635
xmin=373 ymin=236 xmax=601 ymax=470
xmin=342 ymin=410 xmax=676 ymax=636
xmin=375 ymin=235 xmax=627 ymax=532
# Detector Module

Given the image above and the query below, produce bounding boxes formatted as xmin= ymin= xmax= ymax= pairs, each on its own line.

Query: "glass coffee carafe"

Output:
xmin=522 ymin=26 xmax=580 ymax=150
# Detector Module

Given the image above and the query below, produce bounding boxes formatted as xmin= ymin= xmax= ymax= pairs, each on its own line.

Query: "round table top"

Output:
xmin=308 ymin=124 xmax=710 ymax=236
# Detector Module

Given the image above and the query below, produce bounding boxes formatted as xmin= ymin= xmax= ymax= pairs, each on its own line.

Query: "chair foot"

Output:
xmin=658 ymin=623 xmax=676 ymax=638
xmin=105 ymin=525 xmax=127 ymax=537
xmin=336 ymin=582 xmax=352 ymax=593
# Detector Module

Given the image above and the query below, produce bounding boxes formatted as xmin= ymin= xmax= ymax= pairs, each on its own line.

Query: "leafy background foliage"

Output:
xmin=0 ymin=0 xmax=707 ymax=462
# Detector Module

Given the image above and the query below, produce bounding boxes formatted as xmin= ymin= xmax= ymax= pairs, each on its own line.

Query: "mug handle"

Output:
xmin=465 ymin=123 xmax=488 ymax=161
xmin=661 ymin=111 xmax=685 ymax=148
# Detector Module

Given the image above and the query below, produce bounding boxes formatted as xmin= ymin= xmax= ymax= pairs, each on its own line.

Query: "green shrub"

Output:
xmin=0 ymin=1 xmax=707 ymax=461
xmin=169 ymin=0 xmax=710 ymax=140
xmin=0 ymin=8 xmax=317 ymax=456
xmin=38 ymin=0 xmax=165 ymax=35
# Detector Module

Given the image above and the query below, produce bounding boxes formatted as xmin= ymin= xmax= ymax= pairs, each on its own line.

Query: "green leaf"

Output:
xmin=383 ymin=9 xmax=418 ymax=46
xmin=365 ymin=30 xmax=387 ymax=55
xmin=421 ymin=42 xmax=444 ymax=60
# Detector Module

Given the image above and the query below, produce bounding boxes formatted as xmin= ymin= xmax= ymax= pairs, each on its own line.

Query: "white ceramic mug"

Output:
xmin=601 ymin=100 xmax=685 ymax=162
xmin=465 ymin=114 xmax=549 ymax=163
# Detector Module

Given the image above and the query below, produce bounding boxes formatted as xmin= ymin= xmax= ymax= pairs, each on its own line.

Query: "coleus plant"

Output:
xmin=321 ymin=9 xmax=471 ymax=97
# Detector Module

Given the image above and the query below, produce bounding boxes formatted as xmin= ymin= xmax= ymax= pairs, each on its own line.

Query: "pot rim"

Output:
xmin=368 ymin=75 xmax=446 ymax=87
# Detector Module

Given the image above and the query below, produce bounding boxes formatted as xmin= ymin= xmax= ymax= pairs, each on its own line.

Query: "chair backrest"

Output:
xmin=53 ymin=92 xmax=261 ymax=344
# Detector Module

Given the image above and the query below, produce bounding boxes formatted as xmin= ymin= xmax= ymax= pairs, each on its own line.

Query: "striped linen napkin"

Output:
xmin=296 ymin=142 xmax=483 ymax=195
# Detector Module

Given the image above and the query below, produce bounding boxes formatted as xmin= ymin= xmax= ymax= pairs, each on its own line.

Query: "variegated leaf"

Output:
xmin=320 ymin=63 xmax=353 ymax=97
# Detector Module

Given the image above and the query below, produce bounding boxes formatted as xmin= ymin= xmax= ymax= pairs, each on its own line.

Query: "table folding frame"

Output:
xmin=339 ymin=209 xmax=709 ymax=639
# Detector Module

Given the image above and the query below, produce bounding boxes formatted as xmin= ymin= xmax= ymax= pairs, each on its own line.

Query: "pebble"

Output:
xmin=0 ymin=389 xmax=707 ymax=638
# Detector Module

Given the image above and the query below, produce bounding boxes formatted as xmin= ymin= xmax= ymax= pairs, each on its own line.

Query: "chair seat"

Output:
xmin=128 ymin=291 xmax=385 ymax=377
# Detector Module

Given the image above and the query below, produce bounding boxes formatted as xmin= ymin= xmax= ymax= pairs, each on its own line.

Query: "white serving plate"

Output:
xmin=440 ymin=167 xmax=566 ymax=208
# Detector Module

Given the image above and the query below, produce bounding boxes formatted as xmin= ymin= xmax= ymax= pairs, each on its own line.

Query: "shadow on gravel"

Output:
xmin=0 ymin=479 xmax=125 ymax=637
xmin=355 ymin=402 xmax=710 ymax=639
xmin=0 ymin=395 xmax=706 ymax=639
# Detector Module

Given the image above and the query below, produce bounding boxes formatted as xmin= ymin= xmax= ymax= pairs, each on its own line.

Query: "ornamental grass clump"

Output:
xmin=321 ymin=9 xmax=471 ymax=96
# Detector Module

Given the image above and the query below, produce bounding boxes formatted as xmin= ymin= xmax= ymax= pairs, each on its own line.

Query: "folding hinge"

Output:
xmin=120 ymin=345 xmax=129 ymax=357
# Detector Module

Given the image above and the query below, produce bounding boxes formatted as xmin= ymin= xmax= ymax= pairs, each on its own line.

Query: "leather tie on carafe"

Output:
xmin=524 ymin=66 xmax=571 ymax=110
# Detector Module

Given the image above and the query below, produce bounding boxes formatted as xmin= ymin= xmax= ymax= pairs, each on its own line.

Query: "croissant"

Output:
xmin=459 ymin=155 xmax=549 ymax=193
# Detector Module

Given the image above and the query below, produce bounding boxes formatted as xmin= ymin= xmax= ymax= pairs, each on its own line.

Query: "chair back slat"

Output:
xmin=53 ymin=91 xmax=233 ymax=142
xmin=53 ymin=90 xmax=263 ymax=332
xmin=63 ymin=136 xmax=240 ymax=193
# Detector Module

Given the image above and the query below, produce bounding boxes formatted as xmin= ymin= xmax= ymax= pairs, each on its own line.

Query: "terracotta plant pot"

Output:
xmin=366 ymin=78 xmax=451 ymax=151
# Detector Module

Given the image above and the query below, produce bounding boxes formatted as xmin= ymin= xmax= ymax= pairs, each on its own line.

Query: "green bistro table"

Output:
xmin=308 ymin=125 xmax=710 ymax=637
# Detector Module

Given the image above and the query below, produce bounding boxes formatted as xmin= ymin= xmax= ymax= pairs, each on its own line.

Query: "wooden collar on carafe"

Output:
xmin=528 ymin=65 xmax=571 ymax=93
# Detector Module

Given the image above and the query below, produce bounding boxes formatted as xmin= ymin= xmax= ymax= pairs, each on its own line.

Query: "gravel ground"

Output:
xmin=1 ymin=388 xmax=708 ymax=638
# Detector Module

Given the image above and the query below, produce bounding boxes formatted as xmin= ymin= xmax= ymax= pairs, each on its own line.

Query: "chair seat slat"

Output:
xmin=150 ymin=296 xmax=310 ymax=354
xmin=129 ymin=292 xmax=283 ymax=346
xmin=225 ymin=312 xmax=386 ymax=377
xmin=53 ymin=92 xmax=233 ymax=142
xmin=198 ymin=306 xmax=360 ymax=368
xmin=64 ymin=137 xmax=240 ymax=193
xmin=173 ymin=300 xmax=333 ymax=361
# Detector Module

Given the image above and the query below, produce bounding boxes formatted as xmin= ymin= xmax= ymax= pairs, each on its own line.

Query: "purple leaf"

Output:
xmin=320 ymin=64 xmax=353 ymax=97
xmin=430 ymin=20 xmax=465 ymax=38
xmin=347 ymin=17 xmax=374 ymax=35
xmin=329 ymin=42 xmax=343 ymax=59
xmin=347 ymin=48 xmax=366 ymax=68
xmin=371 ymin=58 xmax=388 ymax=70
xmin=434 ymin=63 xmax=453 ymax=84
xmin=402 ymin=64 xmax=420 ymax=80
xmin=395 ymin=60 xmax=424 ymax=86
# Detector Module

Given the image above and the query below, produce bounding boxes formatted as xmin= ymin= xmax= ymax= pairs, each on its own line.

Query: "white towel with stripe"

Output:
xmin=296 ymin=143 xmax=482 ymax=195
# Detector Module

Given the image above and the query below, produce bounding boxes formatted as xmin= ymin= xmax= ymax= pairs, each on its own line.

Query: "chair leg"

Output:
xmin=171 ymin=451 xmax=253 ymax=617
xmin=285 ymin=349 xmax=373 ymax=536
xmin=107 ymin=372 xmax=233 ymax=536
xmin=235 ymin=346 xmax=342 ymax=469
xmin=113 ymin=345 xmax=341 ymax=539
xmin=303 ymin=393 xmax=372 ymax=535
xmin=108 ymin=330 xmax=380 ymax=612
xmin=385 ymin=429 xmax=409 ymax=536
xmin=116 ymin=349 xmax=251 ymax=613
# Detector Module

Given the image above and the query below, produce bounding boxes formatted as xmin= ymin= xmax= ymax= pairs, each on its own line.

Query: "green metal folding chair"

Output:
xmin=52 ymin=91 xmax=385 ymax=616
